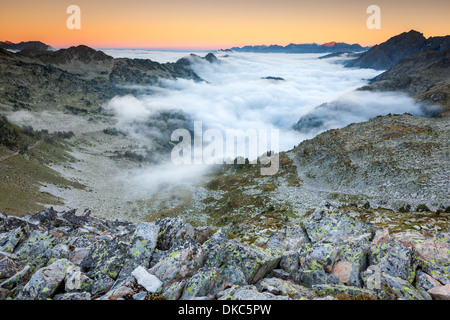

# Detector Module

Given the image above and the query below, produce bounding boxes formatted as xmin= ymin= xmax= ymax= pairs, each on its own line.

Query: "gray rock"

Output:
xmin=267 ymin=226 xmax=310 ymax=251
xmin=255 ymin=277 xmax=315 ymax=299
xmin=117 ymin=222 xmax=160 ymax=281
xmin=97 ymin=285 xmax=134 ymax=300
xmin=312 ymin=284 xmax=378 ymax=299
xmin=155 ymin=217 xmax=195 ymax=251
xmin=131 ymin=266 xmax=162 ymax=293
xmin=51 ymin=244 xmax=70 ymax=260
xmin=0 ymin=257 xmax=24 ymax=279
xmin=132 ymin=291 xmax=148 ymax=300
xmin=415 ymin=270 xmax=442 ymax=292
xmin=0 ymin=288 xmax=9 ymax=300
xmin=53 ymin=292 xmax=91 ymax=300
xmin=89 ymin=273 xmax=114 ymax=296
xmin=17 ymin=259 xmax=73 ymax=300
xmin=303 ymin=204 xmax=375 ymax=243
xmin=381 ymin=273 xmax=425 ymax=300
xmin=149 ymin=238 xmax=205 ymax=283
xmin=14 ymin=231 xmax=56 ymax=268
xmin=0 ymin=264 xmax=32 ymax=290
xmin=218 ymin=285 xmax=290 ymax=300
xmin=162 ymin=280 xmax=186 ymax=300
xmin=203 ymin=239 xmax=282 ymax=285
xmin=368 ymin=241 xmax=416 ymax=283
xmin=428 ymin=284 xmax=450 ymax=300
xmin=0 ymin=227 xmax=28 ymax=253
xmin=80 ymin=236 xmax=130 ymax=280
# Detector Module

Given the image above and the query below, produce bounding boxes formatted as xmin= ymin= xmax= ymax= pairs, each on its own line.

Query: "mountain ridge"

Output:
xmin=229 ymin=42 xmax=370 ymax=53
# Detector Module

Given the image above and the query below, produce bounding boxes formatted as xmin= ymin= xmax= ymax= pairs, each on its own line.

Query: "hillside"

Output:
xmin=360 ymin=49 xmax=450 ymax=114
xmin=346 ymin=30 xmax=450 ymax=70
xmin=0 ymin=45 xmax=205 ymax=114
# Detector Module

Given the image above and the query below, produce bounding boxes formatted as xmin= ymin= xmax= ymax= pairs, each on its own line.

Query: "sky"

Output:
xmin=1 ymin=0 xmax=449 ymax=49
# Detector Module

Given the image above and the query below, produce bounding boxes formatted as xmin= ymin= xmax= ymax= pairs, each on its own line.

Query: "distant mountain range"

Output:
xmin=229 ymin=42 xmax=371 ymax=53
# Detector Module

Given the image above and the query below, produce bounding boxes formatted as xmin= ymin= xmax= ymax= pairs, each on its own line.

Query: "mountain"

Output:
xmin=0 ymin=40 xmax=52 ymax=51
xmin=346 ymin=30 xmax=450 ymax=70
xmin=229 ymin=42 xmax=370 ymax=53
xmin=360 ymin=48 xmax=450 ymax=114
xmin=0 ymin=45 xmax=210 ymax=113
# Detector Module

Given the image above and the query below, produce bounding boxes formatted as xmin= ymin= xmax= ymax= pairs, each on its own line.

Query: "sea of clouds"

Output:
xmin=102 ymin=50 xmax=428 ymax=191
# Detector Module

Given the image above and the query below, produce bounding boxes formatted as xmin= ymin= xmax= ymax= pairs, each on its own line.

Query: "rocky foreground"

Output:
xmin=1 ymin=203 xmax=449 ymax=300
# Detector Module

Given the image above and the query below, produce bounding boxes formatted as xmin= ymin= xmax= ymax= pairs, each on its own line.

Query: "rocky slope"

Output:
xmin=290 ymin=113 xmax=449 ymax=212
xmin=360 ymin=49 xmax=450 ymax=114
xmin=346 ymin=30 xmax=450 ymax=70
xmin=0 ymin=41 xmax=52 ymax=51
xmin=1 ymin=204 xmax=449 ymax=300
xmin=0 ymin=45 xmax=206 ymax=113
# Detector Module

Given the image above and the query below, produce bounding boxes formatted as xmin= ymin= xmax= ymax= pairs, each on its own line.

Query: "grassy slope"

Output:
xmin=0 ymin=117 xmax=84 ymax=215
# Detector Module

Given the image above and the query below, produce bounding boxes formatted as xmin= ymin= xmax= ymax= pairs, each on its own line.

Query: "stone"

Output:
xmin=98 ymin=285 xmax=134 ymax=300
xmin=303 ymin=204 xmax=376 ymax=244
xmin=218 ymin=285 xmax=290 ymax=300
xmin=428 ymin=284 xmax=450 ymax=300
xmin=267 ymin=226 xmax=310 ymax=251
xmin=131 ymin=266 xmax=162 ymax=293
xmin=0 ymin=288 xmax=9 ymax=300
xmin=312 ymin=284 xmax=378 ymax=300
xmin=0 ymin=227 xmax=28 ymax=253
xmin=17 ymin=259 xmax=73 ymax=300
xmin=117 ymin=222 xmax=160 ymax=281
xmin=0 ymin=265 xmax=32 ymax=290
xmin=149 ymin=238 xmax=205 ymax=283
xmin=14 ymin=231 xmax=56 ymax=268
xmin=255 ymin=277 xmax=315 ymax=300
xmin=368 ymin=241 xmax=416 ymax=283
xmin=80 ymin=236 xmax=130 ymax=280
xmin=53 ymin=292 xmax=91 ymax=300
xmin=132 ymin=291 xmax=148 ymax=300
xmin=162 ymin=280 xmax=186 ymax=300
xmin=382 ymin=273 xmax=425 ymax=300
xmin=0 ymin=257 xmax=24 ymax=279
xmin=415 ymin=270 xmax=442 ymax=292
xmin=51 ymin=244 xmax=70 ymax=260
xmin=155 ymin=217 xmax=195 ymax=251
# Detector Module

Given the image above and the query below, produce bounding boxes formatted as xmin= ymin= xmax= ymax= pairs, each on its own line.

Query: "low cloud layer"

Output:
xmin=104 ymin=50 xmax=427 ymax=191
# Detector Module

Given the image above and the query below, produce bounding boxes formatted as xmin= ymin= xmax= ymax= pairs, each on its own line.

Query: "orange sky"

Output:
xmin=1 ymin=0 xmax=449 ymax=49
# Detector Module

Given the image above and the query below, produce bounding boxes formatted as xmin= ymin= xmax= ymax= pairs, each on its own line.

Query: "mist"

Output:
xmin=103 ymin=50 xmax=427 ymax=192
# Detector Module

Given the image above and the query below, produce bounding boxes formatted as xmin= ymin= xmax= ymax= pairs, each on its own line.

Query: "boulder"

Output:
xmin=17 ymin=259 xmax=73 ymax=300
xmin=131 ymin=266 xmax=162 ymax=293
xmin=256 ymin=277 xmax=315 ymax=300
xmin=303 ymin=204 xmax=375 ymax=244
xmin=312 ymin=284 xmax=378 ymax=299
xmin=267 ymin=226 xmax=310 ymax=251
xmin=428 ymin=284 xmax=450 ymax=300
xmin=155 ymin=217 xmax=195 ymax=250
xmin=382 ymin=273 xmax=425 ymax=300
xmin=149 ymin=238 xmax=205 ymax=283
xmin=117 ymin=222 xmax=159 ymax=281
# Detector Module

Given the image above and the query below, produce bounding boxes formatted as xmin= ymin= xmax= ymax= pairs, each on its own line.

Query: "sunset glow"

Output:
xmin=1 ymin=0 xmax=449 ymax=49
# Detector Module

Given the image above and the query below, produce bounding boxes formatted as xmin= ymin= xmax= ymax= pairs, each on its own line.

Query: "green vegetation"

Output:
xmin=0 ymin=116 xmax=84 ymax=215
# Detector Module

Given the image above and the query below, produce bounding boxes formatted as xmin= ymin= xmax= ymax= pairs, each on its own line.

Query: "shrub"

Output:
xmin=416 ymin=204 xmax=431 ymax=212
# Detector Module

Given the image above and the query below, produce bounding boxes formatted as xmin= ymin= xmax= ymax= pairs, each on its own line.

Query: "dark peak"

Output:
xmin=204 ymin=53 xmax=218 ymax=63
xmin=175 ymin=52 xmax=218 ymax=65
xmin=50 ymin=45 xmax=113 ymax=63
xmin=0 ymin=40 xmax=51 ymax=51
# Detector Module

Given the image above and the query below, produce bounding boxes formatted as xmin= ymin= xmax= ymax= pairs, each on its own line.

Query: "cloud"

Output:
xmin=103 ymin=51 xmax=428 ymax=193
xmin=105 ymin=51 xmax=383 ymax=154
xmin=293 ymin=90 xmax=428 ymax=136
